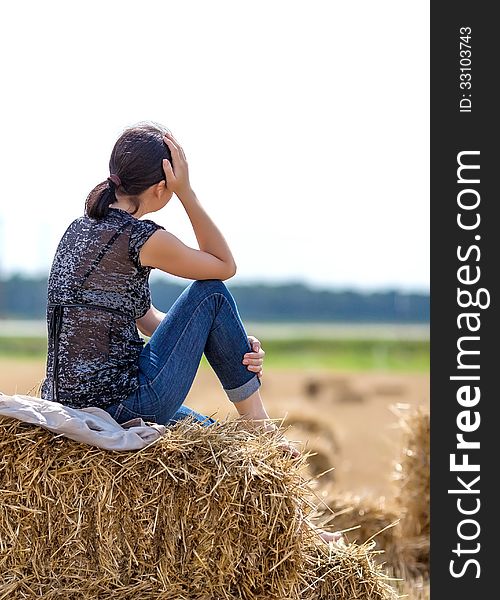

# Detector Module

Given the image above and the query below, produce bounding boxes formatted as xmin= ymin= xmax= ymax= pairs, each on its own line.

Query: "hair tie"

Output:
xmin=107 ymin=173 xmax=121 ymax=187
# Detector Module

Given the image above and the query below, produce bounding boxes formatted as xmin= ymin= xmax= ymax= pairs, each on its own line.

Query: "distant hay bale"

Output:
xmin=372 ymin=382 xmax=406 ymax=397
xmin=321 ymin=493 xmax=400 ymax=553
xmin=283 ymin=413 xmax=340 ymax=451
xmin=332 ymin=380 xmax=364 ymax=404
xmin=388 ymin=406 xmax=430 ymax=577
xmin=302 ymin=439 xmax=337 ymax=484
xmin=0 ymin=414 xmax=396 ymax=600
xmin=389 ymin=570 xmax=429 ymax=600
xmin=305 ymin=542 xmax=398 ymax=600
xmin=387 ymin=406 xmax=430 ymax=578
xmin=390 ymin=535 xmax=430 ymax=579
xmin=328 ymin=376 xmax=349 ymax=388
xmin=393 ymin=407 xmax=430 ymax=539
xmin=304 ymin=378 xmax=322 ymax=398
xmin=283 ymin=411 xmax=340 ymax=484
xmin=302 ymin=376 xmax=365 ymax=404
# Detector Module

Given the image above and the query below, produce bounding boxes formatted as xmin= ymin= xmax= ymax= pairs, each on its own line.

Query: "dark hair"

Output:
xmin=85 ymin=120 xmax=173 ymax=219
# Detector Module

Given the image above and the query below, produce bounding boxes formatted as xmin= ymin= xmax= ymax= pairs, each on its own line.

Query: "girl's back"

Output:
xmin=41 ymin=207 xmax=165 ymax=409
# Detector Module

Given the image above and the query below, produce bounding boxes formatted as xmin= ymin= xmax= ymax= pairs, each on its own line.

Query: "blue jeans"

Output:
xmin=105 ymin=280 xmax=261 ymax=427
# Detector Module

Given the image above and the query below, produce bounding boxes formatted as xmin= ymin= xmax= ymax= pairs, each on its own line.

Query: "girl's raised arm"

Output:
xmin=140 ymin=132 xmax=236 ymax=280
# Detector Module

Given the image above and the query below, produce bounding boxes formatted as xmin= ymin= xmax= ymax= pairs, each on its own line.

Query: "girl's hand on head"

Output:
xmin=243 ymin=335 xmax=265 ymax=379
xmin=162 ymin=131 xmax=192 ymax=198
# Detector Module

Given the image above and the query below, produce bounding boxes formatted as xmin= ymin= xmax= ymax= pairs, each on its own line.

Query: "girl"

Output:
xmin=41 ymin=122 xmax=281 ymax=440
xmin=40 ymin=121 xmax=342 ymax=543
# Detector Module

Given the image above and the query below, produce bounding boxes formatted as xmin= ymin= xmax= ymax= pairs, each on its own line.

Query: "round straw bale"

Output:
xmin=393 ymin=407 xmax=430 ymax=538
xmin=331 ymin=379 xmax=365 ymax=404
xmin=319 ymin=493 xmax=400 ymax=554
xmin=283 ymin=413 xmax=340 ymax=453
xmin=304 ymin=378 xmax=322 ymax=398
xmin=282 ymin=412 xmax=340 ymax=484
xmin=303 ymin=541 xmax=398 ymax=600
xmin=387 ymin=569 xmax=429 ymax=600
xmin=390 ymin=406 xmax=430 ymax=579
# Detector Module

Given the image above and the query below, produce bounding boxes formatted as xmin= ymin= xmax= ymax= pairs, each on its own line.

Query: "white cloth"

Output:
xmin=0 ymin=392 xmax=166 ymax=451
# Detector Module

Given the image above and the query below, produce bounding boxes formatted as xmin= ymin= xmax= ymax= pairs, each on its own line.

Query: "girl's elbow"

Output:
xmin=221 ymin=262 xmax=237 ymax=280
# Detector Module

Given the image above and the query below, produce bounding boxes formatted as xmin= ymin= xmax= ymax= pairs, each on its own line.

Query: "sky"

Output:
xmin=0 ymin=1 xmax=429 ymax=292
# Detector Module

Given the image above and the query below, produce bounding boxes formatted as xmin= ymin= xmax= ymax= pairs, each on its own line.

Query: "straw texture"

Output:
xmin=394 ymin=407 xmax=430 ymax=538
xmin=0 ymin=413 xmax=396 ymax=600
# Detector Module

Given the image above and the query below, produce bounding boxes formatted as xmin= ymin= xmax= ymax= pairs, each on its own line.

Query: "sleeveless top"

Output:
xmin=40 ymin=207 xmax=166 ymax=410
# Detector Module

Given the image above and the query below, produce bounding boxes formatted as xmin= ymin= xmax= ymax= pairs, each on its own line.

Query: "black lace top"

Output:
xmin=40 ymin=207 xmax=165 ymax=409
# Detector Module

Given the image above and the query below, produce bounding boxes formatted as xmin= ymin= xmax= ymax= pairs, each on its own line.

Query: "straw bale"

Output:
xmin=320 ymin=493 xmax=399 ymax=553
xmin=282 ymin=413 xmax=340 ymax=452
xmin=389 ymin=535 xmax=430 ymax=579
xmin=402 ymin=580 xmax=429 ymax=600
xmin=304 ymin=541 xmax=398 ymax=600
xmin=393 ymin=407 xmax=430 ymax=539
xmin=282 ymin=411 xmax=339 ymax=484
xmin=389 ymin=406 xmax=430 ymax=578
xmin=0 ymin=414 xmax=397 ymax=600
xmin=387 ymin=568 xmax=429 ymax=600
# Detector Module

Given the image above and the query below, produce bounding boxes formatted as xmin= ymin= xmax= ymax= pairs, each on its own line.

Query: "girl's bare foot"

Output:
xmin=316 ymin=528 xmax=345 ymax=545
xmin=302 ymin=516 xmax=345 ymax=546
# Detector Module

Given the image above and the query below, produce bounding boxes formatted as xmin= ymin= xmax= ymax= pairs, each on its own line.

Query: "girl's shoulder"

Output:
xmin=128 ymin=218 xmax=166 ymax=269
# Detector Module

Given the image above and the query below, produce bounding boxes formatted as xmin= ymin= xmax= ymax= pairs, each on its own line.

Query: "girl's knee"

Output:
xmin=190 ymin=279 xmax=229 ymax=297
xmin=185 ymin=279 xmax=236 ymax=313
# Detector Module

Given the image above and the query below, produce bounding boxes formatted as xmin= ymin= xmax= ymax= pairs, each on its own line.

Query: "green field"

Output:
xmin=0 ymin=335 xmax=429 ymax=372
xmin=238 ymin=338 xmax=429 ymax=371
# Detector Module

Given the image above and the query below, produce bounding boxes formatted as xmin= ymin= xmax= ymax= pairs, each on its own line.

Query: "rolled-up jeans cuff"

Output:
xmin=225 ymin=374 xmax=261 ymax=402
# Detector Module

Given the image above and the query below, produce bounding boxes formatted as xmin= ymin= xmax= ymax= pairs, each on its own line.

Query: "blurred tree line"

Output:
xmin=0 ymin=274 xmax=429 ymax=322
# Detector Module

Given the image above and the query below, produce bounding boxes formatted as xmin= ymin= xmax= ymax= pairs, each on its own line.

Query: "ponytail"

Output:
xmin=84 ymin=180 xmax=117 ymax=219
